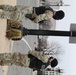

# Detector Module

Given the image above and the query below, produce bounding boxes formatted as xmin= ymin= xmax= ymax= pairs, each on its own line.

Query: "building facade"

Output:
xmin=44 ymin=68 xmax=63 ymax=75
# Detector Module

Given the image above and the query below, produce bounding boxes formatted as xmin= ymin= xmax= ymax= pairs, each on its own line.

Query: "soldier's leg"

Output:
xmin=0 ymin=53 xmax=13 ymax=66
xmin=11 ymin=52 xmax=30 ymax=67
xmin=14 ymin=5 xmax=33 ymax=14
xmin=0 ymin=5 xmax=15 ymax=11
xmin=0 ymin=11 xmax=11 ymax=19
xmin=0 ymin=52 xmax=30 ymax=67
xmin=0 ymin=11 xmax=18 ymax=20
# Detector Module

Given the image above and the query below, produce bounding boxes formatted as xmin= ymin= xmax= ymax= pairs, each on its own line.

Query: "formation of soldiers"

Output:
xmin=0 ymin=4 xmax=65 ymax=71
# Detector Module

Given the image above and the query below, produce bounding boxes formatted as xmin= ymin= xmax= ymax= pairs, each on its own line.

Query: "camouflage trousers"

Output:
xmin=0 ymin=5 xmax=33 ymax=21
xmin=0 ymin=52 xmax=30 ymax=67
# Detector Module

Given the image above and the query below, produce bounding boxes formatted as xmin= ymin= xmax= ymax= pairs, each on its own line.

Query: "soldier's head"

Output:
xmin=48 ymin=57 xmax=58 ymax=68
xmin=53 ymin=10 xmax=65 ymax=20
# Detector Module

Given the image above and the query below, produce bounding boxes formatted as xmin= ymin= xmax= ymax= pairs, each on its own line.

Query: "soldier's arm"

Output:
xmin=33 ymin=10 xmax=53 ymax=23
xmin=28 ymin=50 xmax=48 ymax=63
xmin=0 ymin=5 xmax=15 ymax=11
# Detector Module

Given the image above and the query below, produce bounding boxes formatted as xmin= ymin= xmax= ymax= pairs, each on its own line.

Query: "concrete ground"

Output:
xmin=0 ymin=0 xmax=17 ymax=75
xmin=0 ymin=0 xmax=39 ymax=75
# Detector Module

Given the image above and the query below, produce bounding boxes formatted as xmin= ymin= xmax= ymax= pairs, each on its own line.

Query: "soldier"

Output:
xmin=0 ymin=5 xmax=65 ymax=23
xmin=0 ymin=50 xmax=58 ymax=70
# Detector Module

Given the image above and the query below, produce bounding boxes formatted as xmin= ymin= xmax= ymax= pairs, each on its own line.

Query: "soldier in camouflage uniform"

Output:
xmin=0 ymin=50 xmax=58 ymax=70
xmin=0 ymin=5 xmax=65 ymax=23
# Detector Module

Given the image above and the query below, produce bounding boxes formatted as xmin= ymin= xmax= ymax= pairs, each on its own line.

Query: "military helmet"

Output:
xmin=53 ymin=10 xmax=65 ymax=20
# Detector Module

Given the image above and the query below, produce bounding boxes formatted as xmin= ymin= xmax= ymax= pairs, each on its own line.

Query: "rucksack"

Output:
xmin=6 ymin=20 xmax=22 ymax=40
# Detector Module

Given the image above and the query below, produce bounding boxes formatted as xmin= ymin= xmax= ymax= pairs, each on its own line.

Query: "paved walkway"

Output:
xmin=0 ymin=0 xmax=17 ymax=75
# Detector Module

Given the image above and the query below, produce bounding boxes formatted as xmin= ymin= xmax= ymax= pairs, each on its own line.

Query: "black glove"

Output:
xmin=25 ymin=14 xmax=35 ymax=20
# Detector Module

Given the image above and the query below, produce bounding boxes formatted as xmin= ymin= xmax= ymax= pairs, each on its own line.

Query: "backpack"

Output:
xmin=6 ymin=20 xmax=22 ymax=40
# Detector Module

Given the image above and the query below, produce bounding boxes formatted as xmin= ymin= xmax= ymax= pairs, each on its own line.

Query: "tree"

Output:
xmin=37 ymin=36 xmax=64 ymax=59
xmin=43 ymin=41 xmax=64 ymax=57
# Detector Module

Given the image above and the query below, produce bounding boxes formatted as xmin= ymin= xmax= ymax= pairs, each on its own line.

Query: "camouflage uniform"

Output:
xmin=0 ymin=52 xmax=30 ymax=67
xmin=0 ymin=51 xmax=48 ymax=68
xmin=0 ymin=5 xmax=53 ymax=22
xmin=0 ymin=5 xmax=33 ymax=21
